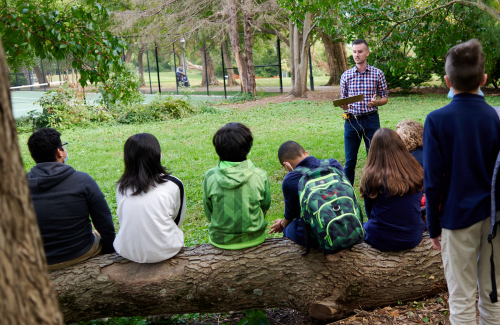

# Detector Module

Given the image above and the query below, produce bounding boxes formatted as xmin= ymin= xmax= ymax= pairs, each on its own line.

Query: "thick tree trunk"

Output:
xmin=320 ymin=32 xmax=348 ymax=86
xmin=125 ymin=46 xmax=134 ymax=64
xmin=225 ymin=0 xmax=249 ymax=93
xmin=137 ymin=44 xmax=146 ymax=86
xmin=222 ymin=40 xmax=238 ymax=86
xmin=242 ymin=0 xmax=256 ymax=96
xmin=200 ymin=43 xmax=221 ymax=86
xmin=33 ymin=66 xmax=46 ymax=84
xmin=0 ymin=37 xmax=63 ymax=325
xmin=290 ymin=13 xmax=311 ymax=97
xmin=289 ymin=19 xmax=295 ymax=87
xmin=50 ymin=237 xmax=445 ymax=323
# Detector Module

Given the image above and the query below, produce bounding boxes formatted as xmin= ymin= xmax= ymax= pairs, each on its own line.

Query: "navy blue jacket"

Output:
xmin=27 ymin=163 xmax=116 ymax=264
xmin=282 ymin=156 xmax=343 ymax=242
xmin=410 ymin=147 xmax=423 ymax=168
xmin=423 ymin=93 xmax=500 ymax=238
xmin=364 ymin=189 xmax=425 ymax=251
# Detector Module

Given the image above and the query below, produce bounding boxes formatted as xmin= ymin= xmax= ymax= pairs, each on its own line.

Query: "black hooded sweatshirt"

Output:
xmin=27 ymin=162 xmax=116 ymax=265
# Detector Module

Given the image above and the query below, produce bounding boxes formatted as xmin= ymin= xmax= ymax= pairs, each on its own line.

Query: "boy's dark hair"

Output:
xmin=445 ymin=39 xmax=485 ymax=92
xmin=118 ymin=133 xmax=171 ymax=196
xmin=27 ymin=128 xmax=63 ymax=163
xmin=278 ymin=141 xmax=306 ymax=165
xmin=352 ymin=39 xmax=369 ymax=50
xmin=213 ymin=122 xmax=253 ymax=162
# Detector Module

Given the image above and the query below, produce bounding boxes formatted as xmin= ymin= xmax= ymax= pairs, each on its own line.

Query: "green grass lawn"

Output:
xmin=17 ymin=94 xmax=500 ymax=247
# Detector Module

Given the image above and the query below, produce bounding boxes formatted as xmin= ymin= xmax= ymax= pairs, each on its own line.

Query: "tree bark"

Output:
xmin=242 ymin=0 xmax=256 ymax=96
xmin=0 ymin=37 xmax=64 ymax=325
xmin=320 ymin=32 xmax=348 ymax=86
xmin=33 ymin=66 xmax=46 ymax=84
xmin=137 ymin=44 xmax=146 ymax=86
xmin=289 ymin=13 xmax=311 ymax=97
xmin=222 ymin=40 xmax=238 ymax=86
xmin=50 ymin=237 xmax=445 ymax=323
xmin=125 ymin=46 xmax=134 ymax=64
xmin=225 ymin=0 xmax=249 ymax=93
xmin=200 ymin=43 xmax=221 ymax=86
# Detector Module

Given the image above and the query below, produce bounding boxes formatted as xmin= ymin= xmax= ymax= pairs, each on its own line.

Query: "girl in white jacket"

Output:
xmin=113 ymin=133 xmax=185 ymax=263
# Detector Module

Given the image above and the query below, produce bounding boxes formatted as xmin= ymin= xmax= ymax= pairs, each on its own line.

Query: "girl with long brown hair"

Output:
xmin=360 ymin=128 xmax=426 ymax=251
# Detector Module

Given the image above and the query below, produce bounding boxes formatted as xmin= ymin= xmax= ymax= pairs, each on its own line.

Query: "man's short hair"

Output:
xmin=27 ymin=128 xmax=62 ymax=163
xmin=212 ymin=122 xmax=253 ymax=162
xmin=352 ymin=39 xmax=369 ymax=50
xmin=445 ymin=39 xmax=485 ymax=92
xmin=278 ymin=141 xmax=306 ymax=165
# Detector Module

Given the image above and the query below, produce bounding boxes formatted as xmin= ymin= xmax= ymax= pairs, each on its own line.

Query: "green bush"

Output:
xmin=17 ymin=91 xmax=205 ymax=132
xmin=98 ymin=63 xmax=145 ymax=108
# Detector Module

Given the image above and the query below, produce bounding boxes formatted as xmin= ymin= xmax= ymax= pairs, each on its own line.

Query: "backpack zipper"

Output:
xmin=299 ymin=174 xmax=337 ymax=203
xmin=323 ymin=213 xmax=359 ymax=246
xmin=314 ymin=196 xmax=357 ymax=228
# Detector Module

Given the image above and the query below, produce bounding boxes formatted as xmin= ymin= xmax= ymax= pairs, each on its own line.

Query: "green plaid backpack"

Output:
xmin=294 ymin=160 xmax=365 ymax=255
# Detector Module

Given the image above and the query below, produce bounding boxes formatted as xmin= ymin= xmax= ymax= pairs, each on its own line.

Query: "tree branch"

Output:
xmin=259 ymin=27 xmax=290 ymax=46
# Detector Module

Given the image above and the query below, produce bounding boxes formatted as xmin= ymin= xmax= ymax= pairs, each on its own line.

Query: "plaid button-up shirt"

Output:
xmin=340 ymin=64 xmax=389 ymax=115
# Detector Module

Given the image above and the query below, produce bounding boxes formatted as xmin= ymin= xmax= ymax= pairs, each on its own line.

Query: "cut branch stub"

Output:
xmin=50 ymin=237 xmax=446 ymax=323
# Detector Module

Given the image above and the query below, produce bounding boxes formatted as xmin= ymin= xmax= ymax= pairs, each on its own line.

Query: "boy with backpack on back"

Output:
xmin=269 ymin=141 xmax=364 ymax=254
xmin=424 ymin=39 xmax=500 ymax=324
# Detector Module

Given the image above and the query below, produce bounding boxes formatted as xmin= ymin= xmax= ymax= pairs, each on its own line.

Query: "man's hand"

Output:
xmin=368 ymin=94 xmax=378 ymax=108
xmin=269 ymin=219 xmax=284 ymax=234
xmin=430 ymin=236 xmax=442 ymax=251
xmin=340 ymin=103 xmax=349 ymax=111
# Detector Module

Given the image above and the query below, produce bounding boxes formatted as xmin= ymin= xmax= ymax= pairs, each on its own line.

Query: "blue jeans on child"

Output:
xmin=283 ymin=219 xmax=318 ymax=249
xmin=344 ymin=113 xmax=380 ymax=185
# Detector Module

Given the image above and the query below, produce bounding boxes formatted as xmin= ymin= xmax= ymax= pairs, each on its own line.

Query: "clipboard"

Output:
xmin=333 ymin=94 xmax=364 ymax=107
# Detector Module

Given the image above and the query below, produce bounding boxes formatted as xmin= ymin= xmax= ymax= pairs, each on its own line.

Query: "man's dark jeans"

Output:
xmin=344 ymin=113 xmax=380 ymax=185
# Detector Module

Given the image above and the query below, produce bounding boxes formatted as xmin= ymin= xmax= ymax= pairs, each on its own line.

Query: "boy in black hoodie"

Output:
xmin=27 ymin=128 xmax=115 ymax=270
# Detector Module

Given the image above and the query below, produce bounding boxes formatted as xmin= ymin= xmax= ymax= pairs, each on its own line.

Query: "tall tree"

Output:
xmin=319 ymin=31 xmax=347 ymax=86
xmin=0 ymin=36 xmax=63 ymax=325
xmin=221 ymin=40 xmax=238 ymax=87
xmin=288 ymin=13 xmax=315 ymax=97
xmin=200 ymin=42 xmax=222 ymax=86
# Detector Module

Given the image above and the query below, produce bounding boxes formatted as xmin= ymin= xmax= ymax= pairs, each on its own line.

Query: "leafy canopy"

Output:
xmin=0 ymin=0 xmax=127 ymax=87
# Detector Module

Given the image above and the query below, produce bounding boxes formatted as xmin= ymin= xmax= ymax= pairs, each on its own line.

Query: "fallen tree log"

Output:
xmin=49 ymin=237 xmax=446 ymax=323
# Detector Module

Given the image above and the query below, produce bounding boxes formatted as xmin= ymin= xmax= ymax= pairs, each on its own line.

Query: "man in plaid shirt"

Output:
xmin=340 ymin=39 xmax=389 ymax=185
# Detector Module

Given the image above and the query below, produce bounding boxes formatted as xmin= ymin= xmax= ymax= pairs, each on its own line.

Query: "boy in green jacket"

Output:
xmin=203 ymin=122 xmax=271 ymax=250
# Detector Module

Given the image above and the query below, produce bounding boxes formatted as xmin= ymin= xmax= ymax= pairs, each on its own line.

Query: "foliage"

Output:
xmin=98 ymin=63 xmax=145 ymax=107
xmin=112 ymin=94 xmax=197 ymax=124
xmin=0 ymin=0 xmax=128 ymax=88
xmin=281 ymin=0 xmax=500 ymax=86
xmin=236 ymin=310 xmax=269 ymax=325
xmin=9 ymin=73 xmax=28 ymax=86
xmin=226 ymin=92 xmax=260 ymax=103
xmin=32 ymin=84 xmax=112 ymax=128
xmin=17 ymin=89 xmax=202 ymax=131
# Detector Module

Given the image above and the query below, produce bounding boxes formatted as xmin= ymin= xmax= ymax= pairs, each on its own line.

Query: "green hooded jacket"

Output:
xmin=203 ymin=160 xmax=271 ymax=250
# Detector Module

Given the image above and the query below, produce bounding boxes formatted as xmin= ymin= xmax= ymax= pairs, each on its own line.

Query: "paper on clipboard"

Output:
xmin=333 ymin=94 xmax=364 ymax=107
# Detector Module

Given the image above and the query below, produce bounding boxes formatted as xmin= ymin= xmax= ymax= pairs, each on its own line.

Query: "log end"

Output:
xmin=309 ymin=296 xmax=344 ymax=320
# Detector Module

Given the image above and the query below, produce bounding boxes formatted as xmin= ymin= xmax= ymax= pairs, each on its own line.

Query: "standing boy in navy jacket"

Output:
xmin=269 ymin=141 xmax=343 ymax=247
xmin=424 ymin=39 xmax=500 ymax=324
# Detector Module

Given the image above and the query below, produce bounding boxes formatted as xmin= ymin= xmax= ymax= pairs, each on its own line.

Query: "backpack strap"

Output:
xmin=489 ymin=106 xmax=500 ymax=303
xmin=166 ymin=175 xmax=185 ymax=226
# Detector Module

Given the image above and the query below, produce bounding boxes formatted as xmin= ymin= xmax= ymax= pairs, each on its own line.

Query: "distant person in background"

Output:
xmin=340 ymin=39 xmax=389 ymax=186
xmin=396 ymin=120 xmax=424 ymax=168
xmin=27 ymin=128 xmax=115 ymax=270
xmin=113 ymin=133 xmax=185 ymax=263
xmin=176 ymin=65 xmax=188 ymax=82
xmin=203 ymin=122 xmax=271 ymax=250
xmin=360 ymin=128 xmax=425 ymax=251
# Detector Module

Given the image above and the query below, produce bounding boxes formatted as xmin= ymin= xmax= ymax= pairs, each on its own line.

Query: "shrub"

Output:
xmin=98 ymin=63 xmax=145 ymax=108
